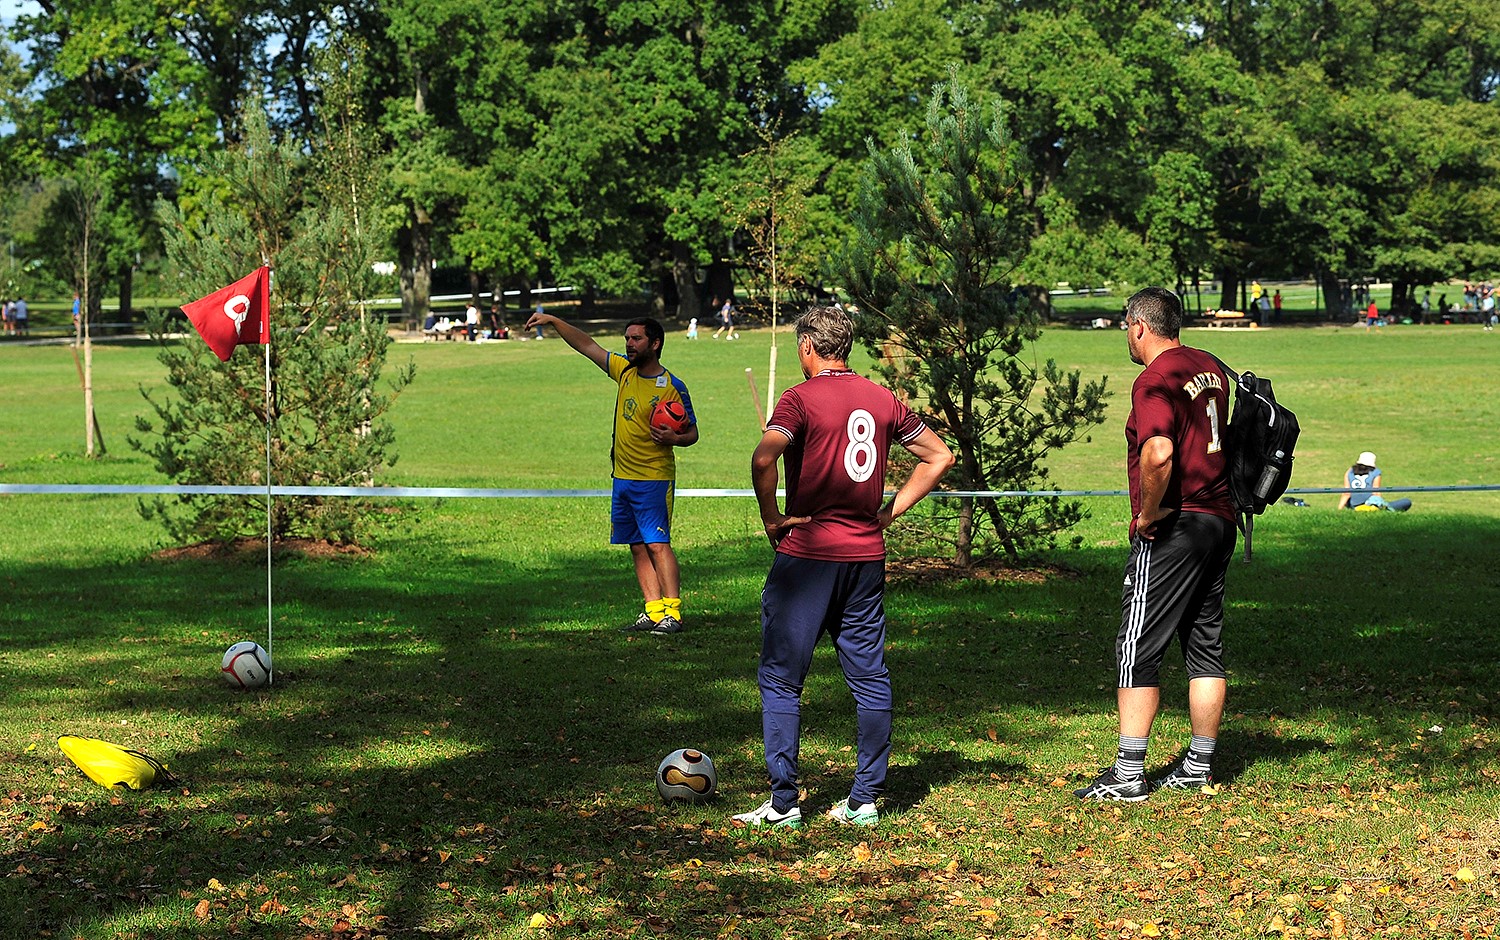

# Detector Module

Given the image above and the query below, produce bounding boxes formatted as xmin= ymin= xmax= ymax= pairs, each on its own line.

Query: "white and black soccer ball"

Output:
xmin=221 ymin=641 xmax=271 ymax=689
xmin=656 ymin=748 xmax=717 ymax=803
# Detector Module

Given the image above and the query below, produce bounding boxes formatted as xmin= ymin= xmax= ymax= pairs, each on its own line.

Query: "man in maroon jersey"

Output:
xmin=732 ymin=305 xmax=953 ymax=829
xmin=1077 ymin=286 xmax=1237 ymax=802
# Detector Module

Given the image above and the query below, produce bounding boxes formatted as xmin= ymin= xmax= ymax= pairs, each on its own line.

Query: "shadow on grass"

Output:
xmin=0 ymin=506 xmax=1495 ymax=934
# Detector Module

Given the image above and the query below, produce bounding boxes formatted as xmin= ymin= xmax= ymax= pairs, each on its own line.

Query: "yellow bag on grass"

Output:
xmin=58 ymin=735 xmax=177 ymax=790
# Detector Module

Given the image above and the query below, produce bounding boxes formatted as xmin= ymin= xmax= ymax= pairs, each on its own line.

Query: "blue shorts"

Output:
xmin=611 ymin=478 xmax=673 ymax=545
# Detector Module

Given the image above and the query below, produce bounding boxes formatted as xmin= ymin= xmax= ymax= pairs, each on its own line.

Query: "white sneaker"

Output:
xmin=827 ymin=798 xmax=879 ymax=827
xmin=731 ymin=799 xmax=801 ymax=829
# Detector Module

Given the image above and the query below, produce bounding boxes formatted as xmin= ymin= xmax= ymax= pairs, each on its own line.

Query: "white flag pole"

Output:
xmin=263 ymin=271 xmax=274 ymax=685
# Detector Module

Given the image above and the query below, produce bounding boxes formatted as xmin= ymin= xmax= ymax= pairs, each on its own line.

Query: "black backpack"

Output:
xmin=1214 ymin=359 xmax=1300 ymax=562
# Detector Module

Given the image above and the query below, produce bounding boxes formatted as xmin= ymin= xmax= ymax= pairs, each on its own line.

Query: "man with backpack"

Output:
xmin=1077 ymin=286 xmax=1237 ymax=802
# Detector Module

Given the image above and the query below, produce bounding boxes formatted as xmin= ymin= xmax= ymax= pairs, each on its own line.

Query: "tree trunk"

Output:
xmin=398 ymin=235 xmax=415 ymax=322
xmin=401 ymin=63 xmax=435 ymax=326
xmin=407 ymin=205 xmax=434 ymax=322
xmin=670 ymin=241 xmax=699 ymax=324
xmin=1319 ymin=269 xmax=1344 ymax=320
xmin=489 ymin=277 xmax=507 ymax=327
xmin=705 ymin=257 xmax=734 ymax=315
xmin=956 ymin=496 xmax=974 ymax=568
xmin=1216 ymin=269 xmax=1239 ymax=311
xmin=1390 ymin=280 xmax=1410 ymax=316
xmin=952 ymin=439 xmax=983 ymax=568
xmin=84 ymin=330 xmax=96 ymax=458
xmin=117 ymin=264 xmax=134 ymax=329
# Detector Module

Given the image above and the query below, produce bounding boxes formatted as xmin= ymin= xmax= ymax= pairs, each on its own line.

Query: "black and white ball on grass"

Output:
xmin=221 ymin=641 xmax=271 ymax=689
xmin=656 ymin=748 xmax=717 ymax=803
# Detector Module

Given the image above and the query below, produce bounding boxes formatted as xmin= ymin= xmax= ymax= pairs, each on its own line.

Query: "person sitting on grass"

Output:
xmin=1337 ymin=451 xmax=1412 ymax=512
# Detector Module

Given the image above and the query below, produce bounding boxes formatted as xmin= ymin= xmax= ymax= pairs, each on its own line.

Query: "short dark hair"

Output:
xmin=626 ymin=316 xmax=665 ymax=354
xmin=795 ymin=305 xmax=855 ymax=362
xmin=1124 ymin=287 xmax=1182 ymax=339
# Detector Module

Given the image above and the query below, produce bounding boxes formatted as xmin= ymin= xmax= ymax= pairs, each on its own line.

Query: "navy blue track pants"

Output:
xmin=758 ymin=553 xmax=892 ymax=811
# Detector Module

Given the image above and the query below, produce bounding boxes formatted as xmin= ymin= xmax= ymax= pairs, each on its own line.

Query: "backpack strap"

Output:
xmin=1207 ymin=352 xmax=1240 ymax=386
xmin=1207 ymin=353 xmax=1255 ymax=561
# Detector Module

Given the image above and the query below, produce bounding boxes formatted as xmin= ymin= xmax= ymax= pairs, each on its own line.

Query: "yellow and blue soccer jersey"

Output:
xmin=607 ymin=352 xmax=696 ymax=481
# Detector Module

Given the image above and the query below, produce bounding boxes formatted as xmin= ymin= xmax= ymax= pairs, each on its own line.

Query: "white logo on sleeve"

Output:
xmin=223 ymin=293 xmax=252 ymax=335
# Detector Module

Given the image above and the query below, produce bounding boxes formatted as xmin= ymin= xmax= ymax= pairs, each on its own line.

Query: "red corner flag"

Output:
xmin=181 ymin=266 xmax=270 ymax=361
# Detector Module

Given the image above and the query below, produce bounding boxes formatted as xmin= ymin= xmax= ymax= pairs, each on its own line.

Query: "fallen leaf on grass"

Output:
xmin=852 ymin=843 xmax=872 ymax=863
xmin=194 ymin=899 xmax=212 ymax=921
xmin=1455 ymin=867 xmax=1476 ymax=883
xmin=528 ymin=912 xmax=550 ymax=929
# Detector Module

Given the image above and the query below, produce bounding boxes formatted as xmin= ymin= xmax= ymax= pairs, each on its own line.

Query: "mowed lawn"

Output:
xmin=0 ymin=321 xmax=1497 ymax=939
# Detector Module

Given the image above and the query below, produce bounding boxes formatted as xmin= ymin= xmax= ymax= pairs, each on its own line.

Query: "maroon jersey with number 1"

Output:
xmin=766 ymin=370 xmax=927 ymax=562
xmin=1125 ymin=345 xmax=1234 ymax=537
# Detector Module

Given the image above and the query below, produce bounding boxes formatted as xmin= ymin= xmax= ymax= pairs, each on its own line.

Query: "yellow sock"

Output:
xmin=662 ymin=597 xmax=682 ymax=622
xmin=646 ymin=599 xmax=667 ymax=624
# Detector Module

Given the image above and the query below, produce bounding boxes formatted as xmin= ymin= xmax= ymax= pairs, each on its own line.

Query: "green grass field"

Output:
xmin=1 ymin=322 xmax=1497 ymax=938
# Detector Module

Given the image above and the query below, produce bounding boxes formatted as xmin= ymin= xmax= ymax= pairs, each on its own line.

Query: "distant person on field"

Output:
xmin=1077 ymin=286 xmax=1236 ymax=803
xmin=488 ymin=301 xmax=506 ymax=338
xmin=732 ymin=305 xmax=953 ymax=829
xmin=685 ymin=317 xmax=698 ymax=340
xmin=13 ymin=296 xmax=27 ymax=336
xmin=1338 ymin=451 xmax=1411 ymax=512
xmin=524 ymin=310 xmax=698 ymax=634
xmin=1 ymin=299 xmax=12 ymax=334
xmin=1272 ymin=289 xmax=1282 ymax=323
xmin=464 ymin=300 xmax=480 ymax=341
xmin=712 ymin=296 xmax=738 ymax=340
xmin=1364 ymin=300 xmax=1379 ymax=329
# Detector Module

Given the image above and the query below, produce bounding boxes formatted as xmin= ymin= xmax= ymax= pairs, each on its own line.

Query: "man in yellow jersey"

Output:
xmin=525 ymin=312 xmax=699 ymax=634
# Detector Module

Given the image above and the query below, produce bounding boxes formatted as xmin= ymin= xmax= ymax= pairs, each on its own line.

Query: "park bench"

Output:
xmin=1202 ymin=309 xmax=1250 ymax=327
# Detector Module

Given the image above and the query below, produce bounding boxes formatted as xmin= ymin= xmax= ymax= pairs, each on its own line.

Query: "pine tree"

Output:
xmin=838 ymin=76 xmax=1109 ymax=565
xmin=132 ymin=61 xmax=413 ymax=546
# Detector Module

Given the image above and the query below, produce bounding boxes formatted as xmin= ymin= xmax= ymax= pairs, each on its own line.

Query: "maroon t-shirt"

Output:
xmin=1125 ymin=345 xmax=1233 ymax=536
xmin=767 ymin=370 xmax=927 ymax=562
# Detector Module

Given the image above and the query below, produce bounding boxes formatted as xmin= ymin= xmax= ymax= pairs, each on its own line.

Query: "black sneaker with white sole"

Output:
xmin=1074 ymin=768 xmax=1150 ymax=802
xmin=622 ymin=612 xmax=655 ymax=632
xmin=648 ymin=614 xmax=683 ymax=635
xmin=1152 ymin=765 xmax=1213 ymax=791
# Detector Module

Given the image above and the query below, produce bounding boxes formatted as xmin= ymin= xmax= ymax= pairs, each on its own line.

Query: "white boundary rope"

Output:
xmin=1 ymin=484 xmax=1494 ymax=498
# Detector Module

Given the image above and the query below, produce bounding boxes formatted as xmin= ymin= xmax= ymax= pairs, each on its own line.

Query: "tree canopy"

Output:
xmin=2 ymin=0 xmax=1497 ymax=319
